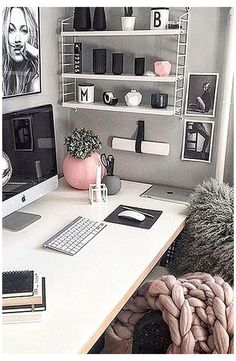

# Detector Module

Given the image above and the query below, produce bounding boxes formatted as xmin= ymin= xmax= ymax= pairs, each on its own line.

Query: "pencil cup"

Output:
xmin=134 ymin=57 xmax=145 ymax=76
xmin=93 ymin=49 xmax=107 ymax=74
xmin=112 ymin=53 xmax=124 ymax=75
xmin=89 ymin=184 xmax=108 ymax=204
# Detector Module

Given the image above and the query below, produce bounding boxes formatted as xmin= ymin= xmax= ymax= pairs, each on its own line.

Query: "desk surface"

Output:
xmin=2 ymin=179 xmax=187 ymax=354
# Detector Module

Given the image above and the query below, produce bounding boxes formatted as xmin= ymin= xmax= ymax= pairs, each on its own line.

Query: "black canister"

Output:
xmin=93 ymin=49 xmax=107 ymax=74
xmin=73 ymin=7 xmax=91 ymax=31
xmin=112 ymin=53 xmax=124 ymax=75
xmin=134 ymin=57 xmax=145 ymax=76
xmin=151 ymin=93 xmax=168 ymax=108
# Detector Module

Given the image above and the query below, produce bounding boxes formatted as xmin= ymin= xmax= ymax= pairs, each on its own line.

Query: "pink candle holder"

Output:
xmin=154 ymin=61 xmax=171 ymax=77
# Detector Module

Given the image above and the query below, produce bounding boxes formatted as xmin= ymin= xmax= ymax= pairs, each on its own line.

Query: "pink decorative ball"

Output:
xmin=63 ymin=152 xmax=105 ymax=190
xmin=154 ymin=61 xmax=171 ymax=77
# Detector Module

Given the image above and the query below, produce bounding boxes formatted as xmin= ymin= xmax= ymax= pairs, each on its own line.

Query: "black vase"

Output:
xmin=93 ymin=49 xmax=107 ymax=74
xmin=93 ymin=7 xmax=106 ymax=31
xmin=112 ymin=53 xmax=124 ymax=75
xmin=73 ymin=7 xmax=91 ymax=31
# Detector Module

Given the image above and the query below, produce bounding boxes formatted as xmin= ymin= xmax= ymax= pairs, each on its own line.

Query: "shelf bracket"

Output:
xmin=173 ymin=8 xmax=191 ymax=120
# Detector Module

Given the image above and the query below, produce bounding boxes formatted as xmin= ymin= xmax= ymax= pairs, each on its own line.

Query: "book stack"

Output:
xmin=2 ymin=270 xmax=46 ymax=323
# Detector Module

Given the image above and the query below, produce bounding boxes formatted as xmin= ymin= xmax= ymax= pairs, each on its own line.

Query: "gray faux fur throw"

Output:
xmin=170 ymin=178 xmax=234 ymax=285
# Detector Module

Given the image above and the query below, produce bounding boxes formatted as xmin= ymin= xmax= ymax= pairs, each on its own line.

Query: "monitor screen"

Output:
xmin=2 ymin=104 xmax=58 ymax=220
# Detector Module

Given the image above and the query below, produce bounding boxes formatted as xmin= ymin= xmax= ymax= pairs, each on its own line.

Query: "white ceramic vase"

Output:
xmin=125 ymin=90 xmax=142 ymax=107
xmin=121 ymin=17 xmax=136 ymax=31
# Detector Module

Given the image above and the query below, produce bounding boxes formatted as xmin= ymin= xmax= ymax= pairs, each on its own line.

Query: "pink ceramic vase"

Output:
xmin=63 ymin=152 xmax=105 ymax=190
xmin=154 ymin=61 xmax=171 ymax=77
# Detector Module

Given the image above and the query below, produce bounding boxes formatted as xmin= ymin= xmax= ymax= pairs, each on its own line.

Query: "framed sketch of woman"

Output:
xmin=185 ymin=73 xmax=219 ymax=117
xmin=2 ymin=7 xmax=41 ymax=98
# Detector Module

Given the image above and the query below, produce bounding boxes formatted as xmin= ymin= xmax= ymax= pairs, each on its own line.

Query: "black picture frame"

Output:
xmin=2 ymin=7 xmax=41 ymax=98
xmin=182 ymin=119 xmax=214 ymax=163
xmin=185 ymin=73 xmax=219 ymax=117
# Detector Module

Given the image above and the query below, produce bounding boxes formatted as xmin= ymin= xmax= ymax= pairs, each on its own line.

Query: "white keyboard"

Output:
xmin=42 ymin=216 xmax=106 ymax=256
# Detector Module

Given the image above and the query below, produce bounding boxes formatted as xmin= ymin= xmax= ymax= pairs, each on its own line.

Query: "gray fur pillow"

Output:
xmin=170 ymin=178 xmax=234 ymax=285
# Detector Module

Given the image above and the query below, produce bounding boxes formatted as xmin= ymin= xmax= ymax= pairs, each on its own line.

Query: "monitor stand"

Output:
xmin=3 ymin=211 xmax=41 ymax=232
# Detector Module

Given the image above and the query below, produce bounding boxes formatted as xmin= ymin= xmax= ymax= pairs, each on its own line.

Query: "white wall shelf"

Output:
xmin=62 ymin=101 xmax=180 ymax=116
xmin=61 ymin=29 xmax=184 ymax=37
xmin=62 ymin=73 xmax=181 ymax=83
xmin=60 ymin=10 xmax=190 ymax=119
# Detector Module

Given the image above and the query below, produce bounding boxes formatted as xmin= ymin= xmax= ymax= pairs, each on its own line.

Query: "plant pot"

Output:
xmin=63 ymin=152 xmax=105 ymax=190
xmin=121 ymin=16 xmax=135 ymax=31
xmin=102 ymin=175 xmax=121 ymax=195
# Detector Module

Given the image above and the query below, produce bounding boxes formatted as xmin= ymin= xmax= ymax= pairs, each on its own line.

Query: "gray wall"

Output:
xmin=69 ymin=7 xmax=234 ymax=189
xmin=2 ymin=7 xmax=233 ymax=187
xmin=2 ymin=7 xmax=70 ymax=176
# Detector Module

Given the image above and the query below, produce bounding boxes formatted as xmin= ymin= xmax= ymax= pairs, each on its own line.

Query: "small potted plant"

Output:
xmin=63 ymin=127 xmax=105 ymax=190
xmin=121 ymin=7 xmax=135 ymax=31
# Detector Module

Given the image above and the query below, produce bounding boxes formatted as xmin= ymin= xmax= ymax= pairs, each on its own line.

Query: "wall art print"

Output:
xmin=182 ymin=119 xmax=214 ymax=163
xmin=2 ymin=7 xmax=41 ymax=98
xmin=185 ymin=73 xmax=219 ymax=117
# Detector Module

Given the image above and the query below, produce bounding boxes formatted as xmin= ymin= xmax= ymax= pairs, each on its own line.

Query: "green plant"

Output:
xmin=124 ymin=7 xmax=133 ymax=17
xmin=64 ymin=128 xmax=102 ymax=160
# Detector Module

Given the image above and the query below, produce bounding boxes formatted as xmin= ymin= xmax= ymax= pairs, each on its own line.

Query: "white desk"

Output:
xmin=2 ymin=179 xmax=187 ymax=354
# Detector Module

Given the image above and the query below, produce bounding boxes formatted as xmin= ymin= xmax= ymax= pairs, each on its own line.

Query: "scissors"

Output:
xmin=101 ymin=153 xmax=115 ymax=176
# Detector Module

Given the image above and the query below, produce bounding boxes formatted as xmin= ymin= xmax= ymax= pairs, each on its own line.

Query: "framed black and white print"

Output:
xmin=2 ymin=7 xmax=41 ymax=98
xmin=185 ymin=73 xmax=219 ymax=117
xmin=182 ymin=120 xmax=214 ymax=163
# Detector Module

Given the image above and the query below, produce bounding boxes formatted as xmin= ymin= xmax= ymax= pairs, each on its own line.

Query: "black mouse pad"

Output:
xmin=104 ymin=204 xmax=162 ymax=229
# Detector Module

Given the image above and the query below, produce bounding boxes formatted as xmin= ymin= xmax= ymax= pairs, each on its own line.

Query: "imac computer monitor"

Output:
xmin=2 ymin=104 xmax=58 ymax=231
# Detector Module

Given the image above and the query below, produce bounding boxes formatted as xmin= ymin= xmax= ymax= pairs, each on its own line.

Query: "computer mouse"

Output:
xmin=118 ymin=210 xmax=145 ymax=222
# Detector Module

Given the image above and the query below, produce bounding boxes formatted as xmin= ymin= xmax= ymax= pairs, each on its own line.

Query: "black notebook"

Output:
xmin=2 ymin=277 xmax=46 ymax=314
xmin=2 ymin=270 xmax=34 ymax=298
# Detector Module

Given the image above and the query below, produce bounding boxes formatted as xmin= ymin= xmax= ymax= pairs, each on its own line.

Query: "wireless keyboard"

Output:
xmin=42 ymin=216 xmax=106 ymax=256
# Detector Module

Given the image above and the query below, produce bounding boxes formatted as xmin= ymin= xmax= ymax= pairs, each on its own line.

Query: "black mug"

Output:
xmin=134 ymin=57 xmax=145 ymax=76
xmin=151 ymin=93 xmax=168 ymax=108
xmin=112 ymin=53 xmax=124 ymax=75
xmin=93 ymin=49 xmax=107 ymax=74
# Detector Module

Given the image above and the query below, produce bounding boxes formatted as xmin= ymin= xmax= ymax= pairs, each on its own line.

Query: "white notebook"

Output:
xmin=2 ymin=312 xmax=42 ymax=324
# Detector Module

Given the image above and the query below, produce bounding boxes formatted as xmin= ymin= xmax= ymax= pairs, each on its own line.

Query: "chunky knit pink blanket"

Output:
xmin=103 ymin=272 xmax=234 ymax=354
